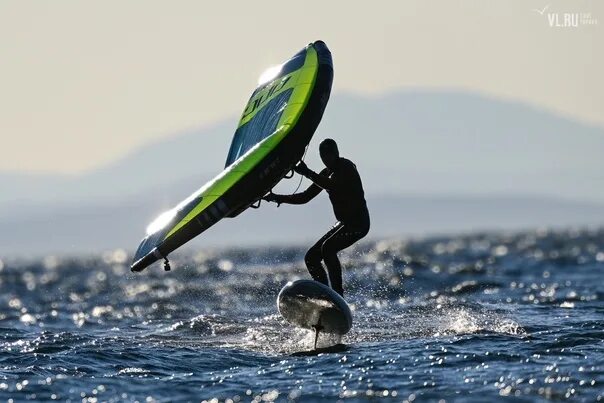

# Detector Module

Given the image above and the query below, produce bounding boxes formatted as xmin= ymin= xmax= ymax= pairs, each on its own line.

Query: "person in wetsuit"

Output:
xmin=263 ymin=138 xmax=370 ymax=297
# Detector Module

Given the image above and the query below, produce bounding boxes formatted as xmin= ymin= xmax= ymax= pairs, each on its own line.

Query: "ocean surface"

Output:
xmin=1 ymin=228 xmax=603 ymax=402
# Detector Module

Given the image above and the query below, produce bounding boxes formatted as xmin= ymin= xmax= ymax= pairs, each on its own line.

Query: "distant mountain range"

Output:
xmin=1 ymin=90 xmax=603 ymax=257
xmin=1 ymin=191 xmax=603 ymax=257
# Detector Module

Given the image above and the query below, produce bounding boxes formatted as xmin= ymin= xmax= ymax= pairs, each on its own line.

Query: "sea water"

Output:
xmin=0 ymin=228 xmax=603 ymax=402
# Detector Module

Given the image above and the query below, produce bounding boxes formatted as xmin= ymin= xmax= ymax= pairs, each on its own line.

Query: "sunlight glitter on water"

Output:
xmin=0 ymin=228 xmax=603 ymax=401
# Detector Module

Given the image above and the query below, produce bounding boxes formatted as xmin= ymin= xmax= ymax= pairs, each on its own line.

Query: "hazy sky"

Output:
xmin=1 ymin=0 xmax=602 ymax=174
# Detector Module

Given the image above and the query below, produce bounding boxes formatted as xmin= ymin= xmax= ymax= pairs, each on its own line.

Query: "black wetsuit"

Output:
xmin=278 ymin=157 xmax=370 ymax=296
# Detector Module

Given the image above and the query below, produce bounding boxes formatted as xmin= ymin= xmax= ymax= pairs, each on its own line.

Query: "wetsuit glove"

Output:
xmin=293 ymin=161 xmax=311 ymax=176
xmin=263 ymin=193 xmax=284 ymax=206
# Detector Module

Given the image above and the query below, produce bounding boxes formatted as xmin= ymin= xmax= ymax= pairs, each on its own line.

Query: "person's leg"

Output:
xmin=304 ymin=223 xmax=343 ymax=285
xmin=320 ymin=224 xmax=369 ymax=297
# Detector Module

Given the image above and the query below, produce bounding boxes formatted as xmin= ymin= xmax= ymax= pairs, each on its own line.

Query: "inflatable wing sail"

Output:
xmin=131 ymin=41 xmax=333 ymax=272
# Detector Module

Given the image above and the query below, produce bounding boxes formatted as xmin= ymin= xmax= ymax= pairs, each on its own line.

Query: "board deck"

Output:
xmin=277 ymin=279 xmax=353 ymax=337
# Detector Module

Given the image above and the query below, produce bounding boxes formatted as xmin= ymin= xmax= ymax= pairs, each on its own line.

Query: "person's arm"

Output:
xmin=295 ymin=162 xmax=335 ymax=191
xmin=264 ymin=183 xmax=322 ymax=205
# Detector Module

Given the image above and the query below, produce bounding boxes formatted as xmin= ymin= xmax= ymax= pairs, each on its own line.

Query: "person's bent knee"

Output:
xmin=320 ymin=243 xmax=337 ymax=261
xmin=305 ymin=247 xmax=321 ymax=266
